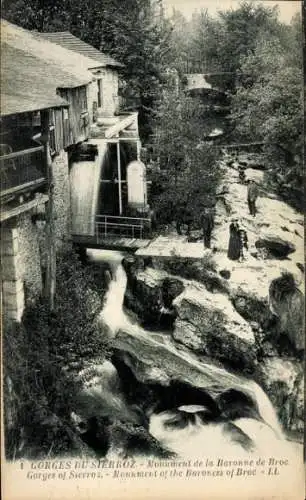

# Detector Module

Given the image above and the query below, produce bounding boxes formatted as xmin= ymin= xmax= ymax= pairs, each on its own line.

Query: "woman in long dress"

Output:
xmin=227 ymin=220 xmax=240 ymax=260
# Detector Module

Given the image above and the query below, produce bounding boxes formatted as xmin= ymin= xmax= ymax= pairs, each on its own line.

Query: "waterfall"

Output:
xmin=70 ymin=140 xmax=109 ymax=236
xmin=87 ymin=249 xmax=140 ymax=333
xmin=87 ymin=250 xmax=294 ymax=459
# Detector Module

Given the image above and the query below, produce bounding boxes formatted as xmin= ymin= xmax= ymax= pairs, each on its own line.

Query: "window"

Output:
xmin=97 ymin=79 xmax=102 ymax=108
xmin=49 ymin=110 xmax=56 ymax=154
xmin=32 ymin=111 xmax=41 ymax=127
xmin=79 ymin=87 xmax=87 ymax=112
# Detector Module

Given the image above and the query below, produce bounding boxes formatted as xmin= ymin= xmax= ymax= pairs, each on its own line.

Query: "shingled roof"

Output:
xmin=1 ymin=43 xmax=68 ymax=116
xmin=37 ymin=32 xmax=124 ymax=69
xmin=1 ymin=20 xmax=94 ymax=86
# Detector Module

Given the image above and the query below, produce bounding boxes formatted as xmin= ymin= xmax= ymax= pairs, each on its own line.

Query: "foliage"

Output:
xmin=149 ymin=91 xmax=221 ymax=225
xmin=3 ymin=249 xmax=110 ymax=459
xmin=230 ymin=15 xmax=303 ymax=208
xmin=166 ymin=2 xmax=286 ymax=90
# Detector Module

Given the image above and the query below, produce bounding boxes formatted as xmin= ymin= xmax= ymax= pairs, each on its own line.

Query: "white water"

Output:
xmin=70 ymin=140 xmax=109 ymax=236
xmin=88 ymin=250 xmax=296 ymax=459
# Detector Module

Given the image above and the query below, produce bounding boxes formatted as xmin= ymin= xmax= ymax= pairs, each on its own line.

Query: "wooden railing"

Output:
xmin=95 ymin=214 xmax=151 ymax=240
xmin=0 ymin=146 xmax=45 ymax=195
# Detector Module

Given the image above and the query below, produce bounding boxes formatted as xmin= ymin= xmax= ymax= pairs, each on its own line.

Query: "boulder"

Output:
xmin=161 ymin=257 xmax=229 ymax=294
xmin=123 ymin=264 xmax=186 ymax=326
xmin=113 ymin=328 xmax=261 ymax=408
xmin=219 ymin=269 xmax=231 ymax=280
xmin=256 ymin=358 xmax=304 ymax=433
xmin=255 ymin=236 xmax=296 ymax=259
xmin=231 ymin=290 xmax=271 ymax=327
xmin=124 ymin=268 xmax=166 ymax=325
xmin=172 ymin=285 xmax=256 ymax=370
xmin=162 ymin=277 xmax=184 ymax=308
xmin=269 ymin=273 xmax=304 ymax=352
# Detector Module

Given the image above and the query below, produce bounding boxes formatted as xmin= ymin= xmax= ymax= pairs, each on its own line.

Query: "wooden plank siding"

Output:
xmin=59 ymin=86 xmax=89 ymax=146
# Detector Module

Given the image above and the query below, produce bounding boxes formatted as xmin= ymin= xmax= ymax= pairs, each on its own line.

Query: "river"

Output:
xmin=85 ymin=249 xmax=300 ymax=460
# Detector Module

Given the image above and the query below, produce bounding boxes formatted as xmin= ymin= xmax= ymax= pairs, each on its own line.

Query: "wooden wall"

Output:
xmin=59 ymin=86 xmax=89 ymax=146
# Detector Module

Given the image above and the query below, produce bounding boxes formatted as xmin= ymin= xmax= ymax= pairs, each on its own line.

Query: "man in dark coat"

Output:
xmin=201 ymin=208 xmax=214 ymax=248
xmin=247 ymin=180 xmax=259 ymax=216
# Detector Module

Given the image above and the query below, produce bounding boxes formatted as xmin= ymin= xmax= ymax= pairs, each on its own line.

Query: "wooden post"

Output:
xmin=41 ymin=110 xmax=56 ymax=311
xmin=136 ymin=140 xmax=141 ymax=161
xmin=116 ymin=141 xmax=123 ymax=215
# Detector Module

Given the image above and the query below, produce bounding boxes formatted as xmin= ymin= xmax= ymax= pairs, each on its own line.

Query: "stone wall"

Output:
xmin=101 ymin=69 xmax=119 ymax=117
xmin=1 ymin=149 xmax=71 ymax=323
xmin=52 ymin=150 xmax=71 ymax=249
xmin=17 ymin=213 xmax=43 ymax=299
xmin=1 ymin=211 xmax=43 ymax=322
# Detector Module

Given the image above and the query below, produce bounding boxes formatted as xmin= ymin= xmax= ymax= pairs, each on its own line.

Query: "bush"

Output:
xmin=3 ymin=248 xmax=111 ymax=459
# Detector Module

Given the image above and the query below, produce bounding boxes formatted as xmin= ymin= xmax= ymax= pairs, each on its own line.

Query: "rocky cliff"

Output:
xmin=123 ymin=155 xmax=304 ymax=436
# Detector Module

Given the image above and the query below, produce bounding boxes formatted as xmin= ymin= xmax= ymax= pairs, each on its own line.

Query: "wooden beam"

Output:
xmin=0 ymin=145 xmax=44 ymax=161
xmin=0 ymin=177 xmax=46 ymax=198
xmin=0 ymin=195 xmax=49 ymax=222
xmin=41 ymin=110 xmax=56 ymax=311
xmin=220 ymin=142 xmax=265 ymax=148
xmin=104 ymin=113 xmax=138 ymax=139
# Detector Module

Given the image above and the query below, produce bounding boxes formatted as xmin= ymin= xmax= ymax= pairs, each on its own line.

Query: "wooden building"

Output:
xmin=36 ymin=32 xmax=124 ymax=122
xmin=2 ymin=20 xmax=96 ymax=146
xmin=1 ymin=41 xmax=72 ymax=322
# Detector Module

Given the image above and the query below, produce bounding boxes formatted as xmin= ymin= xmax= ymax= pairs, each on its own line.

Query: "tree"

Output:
xmin=149 ymin=91 xmax=220 ymax=225
xmin=230 ymin=15 xmax=303 ymax=209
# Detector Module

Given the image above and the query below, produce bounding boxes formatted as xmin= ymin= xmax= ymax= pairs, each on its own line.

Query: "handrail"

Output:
xmin=96 ymin=222 xmax=145 ymax=229
xmin=0 ymin=146 xmax=44 ymax=161
xmin=96 ymin=214 xmax=151 ymax=222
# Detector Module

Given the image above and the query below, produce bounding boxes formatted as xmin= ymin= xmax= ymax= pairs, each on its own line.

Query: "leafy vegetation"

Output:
xmin=148 ymin=91 xmax=221 ymax=225
xmin=230 ymin=13 xmax=303 ymax=208
xmin=167 ymin=2 xmax=303 ymax=209
xmin=3 ymin=249 xmax=110 ymax=459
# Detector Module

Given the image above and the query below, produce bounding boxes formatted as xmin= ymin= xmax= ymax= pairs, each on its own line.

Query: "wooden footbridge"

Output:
xmin=71 ymin=214 xmax=152 ymax=251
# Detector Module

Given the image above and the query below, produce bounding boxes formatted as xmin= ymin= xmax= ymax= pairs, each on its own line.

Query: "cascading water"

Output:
xmin=70 ymin=139 xmax=110 ymax=236
xmin=87 ymin=250 xmax=297 ymax=459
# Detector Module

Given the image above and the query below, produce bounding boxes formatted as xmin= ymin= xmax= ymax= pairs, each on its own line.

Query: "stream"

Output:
xmin=84 ymin=249 xmax=300 ymax=460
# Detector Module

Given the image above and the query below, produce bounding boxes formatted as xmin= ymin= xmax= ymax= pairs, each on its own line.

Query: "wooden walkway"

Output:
xmin=72 ymin=234 xmax=151 ymax=251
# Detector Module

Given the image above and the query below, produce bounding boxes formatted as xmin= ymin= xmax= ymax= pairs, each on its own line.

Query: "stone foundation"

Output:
xmin=52 ymin=150 xmax=71 ymax=249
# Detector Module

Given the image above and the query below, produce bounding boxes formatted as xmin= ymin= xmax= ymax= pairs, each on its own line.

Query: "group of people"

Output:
xmin=174 ymin=173 xmax=259 ymax=260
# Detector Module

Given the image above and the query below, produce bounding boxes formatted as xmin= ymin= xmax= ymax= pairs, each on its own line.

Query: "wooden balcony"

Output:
xmin=0 ymin=146 xmax=46 ymax=198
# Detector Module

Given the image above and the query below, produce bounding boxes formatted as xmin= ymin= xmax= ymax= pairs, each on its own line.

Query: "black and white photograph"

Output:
xmin=1 ymin=1 xmax=304 ymax=499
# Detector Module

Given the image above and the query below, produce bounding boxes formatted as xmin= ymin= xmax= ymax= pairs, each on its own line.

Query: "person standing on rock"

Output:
xmin=227 ymin=219 xmax=240 ymax=260
xmin=247 ymin=180 xmax=259 ymax=216
xmin=238 ymin=165 xmax=246 ymax=184
xmin=201 ymin=208 xmax=214 ymax=249
xmin=238 ymin=226 xmax=248 ymax=262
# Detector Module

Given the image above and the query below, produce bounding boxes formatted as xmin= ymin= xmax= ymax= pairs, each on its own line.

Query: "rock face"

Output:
xmin=172 ymin=285 xmax=256 ymax=370
xmin=120 ymin=156 xmax=304 ymax=436
xmin=255 ymin=236 xmax=296 ymax=259
xmin=113 ymin=328 xmax=261 ymax=418
xmin=124 ymin=266 xmax=184 ymax=326
xmin=268 ymin=273 xmax=304 ymax=352
xmin=256 ymin=358 xmax=304 ymax=433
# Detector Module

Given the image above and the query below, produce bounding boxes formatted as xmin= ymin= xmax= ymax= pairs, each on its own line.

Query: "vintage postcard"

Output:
xmin=1 ymin=0 xmax=304 ymax=499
